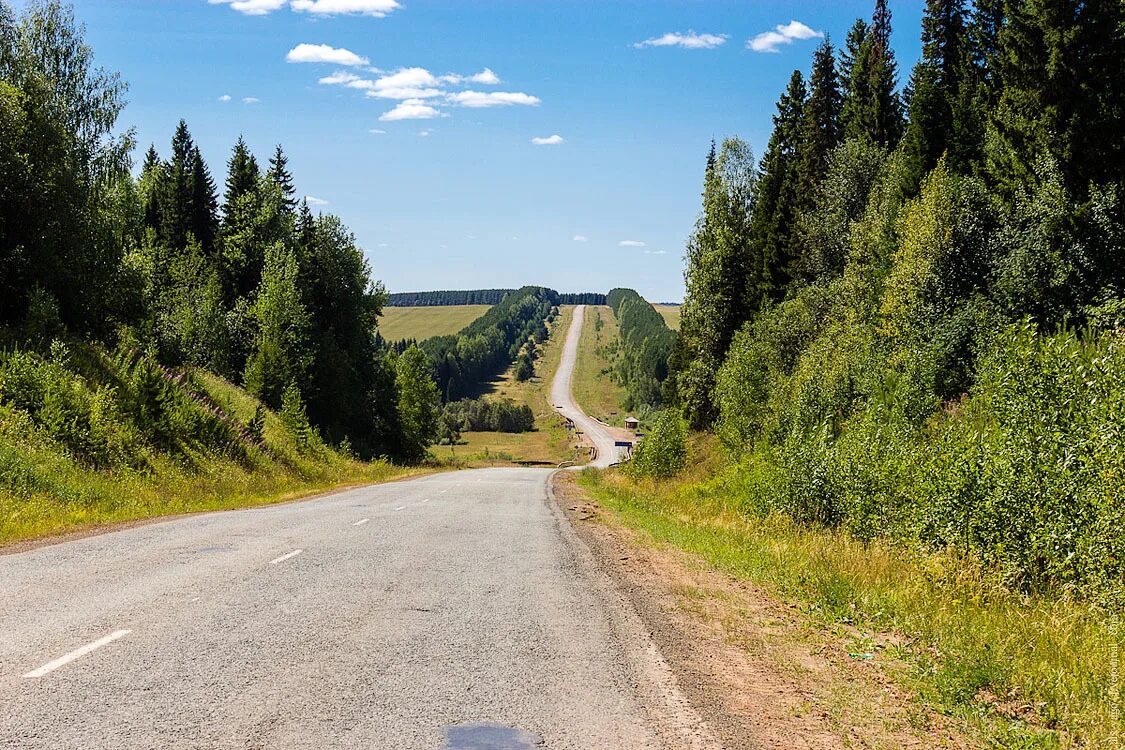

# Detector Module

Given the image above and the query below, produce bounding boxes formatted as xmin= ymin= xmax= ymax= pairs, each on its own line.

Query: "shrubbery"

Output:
xmin=629 ymin=410 xmax=686 ymax=479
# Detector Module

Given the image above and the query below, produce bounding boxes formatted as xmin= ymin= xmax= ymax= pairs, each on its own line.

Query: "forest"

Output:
xmin=657 ymin=0 xmax=1124 ymax=598
xmin=605 ymin=288 xmax=675 ymax=412
xmin=417 ymin=286 xmax=557 ymax=402
xmin=0 ymin=1 xmax=440 ymax=464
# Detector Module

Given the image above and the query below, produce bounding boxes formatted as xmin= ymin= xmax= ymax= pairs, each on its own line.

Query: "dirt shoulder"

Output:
xmin=552 ymin=471 xmax=975 ymax=750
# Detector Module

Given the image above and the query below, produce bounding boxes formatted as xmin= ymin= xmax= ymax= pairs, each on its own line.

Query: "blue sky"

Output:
xmin=50 ymin=1 xmax=924 ymax=302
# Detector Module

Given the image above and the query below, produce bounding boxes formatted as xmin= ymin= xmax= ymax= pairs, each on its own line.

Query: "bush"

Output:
xmin=629 ymin=410 xmax=686 ymax=478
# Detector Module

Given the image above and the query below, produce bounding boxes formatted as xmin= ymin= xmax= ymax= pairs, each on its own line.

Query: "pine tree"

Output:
xmin=223 ymin=136 xmax=260 ymax=226
xmin=267 ymin=144 xmax=297 ymax=214
xmin=189 ymin=146 xmax=218 ymax=255
xmin=903 ymin=0 xmax=972 ymax=188
xmin=750 ymin=70 xmax=808 ymax=299
xmin=798 ymin=39 xmax=843 ymax=205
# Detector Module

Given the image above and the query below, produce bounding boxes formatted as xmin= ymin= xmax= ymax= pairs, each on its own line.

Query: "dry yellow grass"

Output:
xmin=653 ymin=303 xmax=681 ymax=330
xmin=571 ymin=305 xmax=628 ymax=426
xmin=377 ymin=304 xmax=491 ymax=342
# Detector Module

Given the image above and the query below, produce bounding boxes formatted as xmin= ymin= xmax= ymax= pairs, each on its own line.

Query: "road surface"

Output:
xmin=0 ymin=307 xmax=715 ymax=749
xmin=550 ymin=305 xmax=626 ymax=467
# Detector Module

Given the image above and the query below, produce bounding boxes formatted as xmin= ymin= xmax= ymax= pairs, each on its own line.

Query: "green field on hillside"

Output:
xmin=652 ymin=304 xmax=681 ymax=331
xmin=377 ymin=305 xmax=492 ymax=341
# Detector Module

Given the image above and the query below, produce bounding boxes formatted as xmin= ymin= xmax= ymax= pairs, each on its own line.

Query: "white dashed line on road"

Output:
xmin=352 ymin=518 xmax=370 ymax=526
xmin=23 ymin=630 xmax=131 ymax=679
xmin=269 ymin=549 xmax=303 ymax=565
xmin=394 ymin=506 xmax=406 ymax=511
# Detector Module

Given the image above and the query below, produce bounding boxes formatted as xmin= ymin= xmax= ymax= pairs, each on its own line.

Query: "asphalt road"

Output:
xmin=550 ymin=305 xmax=625 ymax=468
xmin=0 ymin=307 xmax=716 ymax=750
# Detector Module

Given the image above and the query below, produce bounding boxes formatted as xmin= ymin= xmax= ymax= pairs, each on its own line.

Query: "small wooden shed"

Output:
xmin=624 ymin=416 xmax=640 ymax=431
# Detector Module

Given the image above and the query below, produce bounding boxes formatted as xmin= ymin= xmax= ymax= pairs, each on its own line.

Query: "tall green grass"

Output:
xmin=0 ymin=341 xmax=415 ymax=544
xmin=580 ymin=453 xmax=1124 ymax=748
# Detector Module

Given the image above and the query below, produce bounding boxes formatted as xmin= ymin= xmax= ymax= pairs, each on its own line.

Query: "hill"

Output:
xmin=377 ymin=305 xmax=492 ymax=342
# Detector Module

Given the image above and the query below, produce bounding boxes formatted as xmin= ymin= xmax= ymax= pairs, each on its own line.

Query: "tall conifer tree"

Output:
xmin=750 ymin=70 xmax=808 ymax=299
xmin=267 ymin=144 xmax=297 ymax=214
xmin=798 ymin=39 xmax=843 ymax=205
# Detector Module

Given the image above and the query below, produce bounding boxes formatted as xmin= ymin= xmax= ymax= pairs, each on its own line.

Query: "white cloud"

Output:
xmin=532 ymin=134 xmax=565 ymax=146
xmin=369 ymin=128 xmax=387 ymax=134
xmin=440 ymin=68 xmax=502 ymax=86
xmin=357 ymin=67 xmax=445 ymax=100
xmin=291 ymin=0 xmax=400 ymax=15
xmin=573 ymin=235 xmax=589 ymax=242
xmin=418 ymin=128 xmax=433 ymax=137
xmin=619 ymin=240 xmax=646 ymax=247
xmin=644 ymin=249 xmax=669 ymax=255
xmin=208 ymin=0 xmax=287 ymax=16
xmin=748 ymin=21 xmax=823 ymax=53
xmin=286 ymin=43 xmax=369 ymax=66
xmin=319 ymin=70 xmax=362 ymax=86
xmin=379 ymin=99 xmax=443 ymax=121
xmin=242 ymin=97 xmax=260 ymax=104
xmin=634 ymin=31 xmax=728 ymax=50
xmin=366 ymin=86 xmax=444 ymax=100
xmin=218 ymin=94 xmax=232 ymax=102
xmin=447 ymin=90 xmax=540 ymax=108
xmin=304 ymin=195 xmax=329 ymax=206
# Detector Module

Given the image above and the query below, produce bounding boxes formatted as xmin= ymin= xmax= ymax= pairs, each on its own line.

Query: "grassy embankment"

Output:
xmin=440 ymin=306 xmax=580 ymax=467
xmin=377 ymin=304 xmax=492 ymax=342
xmin=579 ymin=440 xmax=1122 ymax=749
xmin=0 ymin=345 xmax=423 ymax=546
xmin=570 ymin=305 xmax=629 ymax=427
xmin=652 ymin=303 xmax=681 ymax=331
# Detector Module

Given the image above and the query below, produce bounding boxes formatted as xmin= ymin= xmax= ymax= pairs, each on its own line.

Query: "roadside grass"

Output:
xmin=652 ymin=303 xmax=681 ymax=331
xmin=439 ymin=306 xmax=582 ymax=468
xmin=1 ymin=363 xmax=422 ymax=546
xmin=572 ymin=304 xmax=629 ymax=426
xmin=376 ymin=304 xmax=492 ymax=342
xmin=578 ymin=438 xmax=1123 ymax=750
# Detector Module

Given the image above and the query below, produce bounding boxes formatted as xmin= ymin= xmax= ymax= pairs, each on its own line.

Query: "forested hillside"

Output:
xmin=0 ymin=0 xmax=438 ymax=514
xmin=605 ymin=289 xmax=675 ymax=412
xmin=661 ymin=0 xmax=1124 ymax=597
xmin=418 ymin=287 xmax=558 ymax=402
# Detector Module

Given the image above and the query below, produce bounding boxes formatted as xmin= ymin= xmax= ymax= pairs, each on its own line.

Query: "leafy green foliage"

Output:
xmin=441 ymin=397 xmax=534 ymax=434
xmin=394 ymin=346 xmax=440 ymax=462
xmin=628 ymin=410 xmax=686 ymax=479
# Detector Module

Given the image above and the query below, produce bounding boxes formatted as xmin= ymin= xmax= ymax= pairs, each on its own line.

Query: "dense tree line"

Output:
xmin=605 ymin=289 xmax=675 ymax=410
xmin=418 ymin=287 xmax=557 ymax=402
xmin=0 ymin=1 xmax=437 ymax=463
xmin=387 ymin=290 xmax=605 ymax=307
xmin=440 ymin=397 xmax=534 ymax=438
xmin=387 ymin=289 xmax=515 ymax=307
xmin=668 ymin=0 xmax=1125 ymax=594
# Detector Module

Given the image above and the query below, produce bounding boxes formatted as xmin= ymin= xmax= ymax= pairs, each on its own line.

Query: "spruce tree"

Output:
xmin=798 ymin=39 xmax=843 ymax=205
xmin=840 ymin=19 xmax=870 ymax=141
xmin=267 ymin=144 xmax=297 ymax=214
xmin=163 ymin=119 xmax=195 ymax=251
xmin=903 ymin=0 xmax=971 ymax=188
xmin=841 ymin=2 xmax=905 ymax=148
xmin=750 ymin=70 xmax=808 ymax=300
xmin=139 ymin=145 xmax=166 ymax=238
xmin=987 ymin=0 xmax=1125 ymax=195
xmin=223 ymin=136 xmax=260 ymax=226
xmin=189 ymin=146 xmax=219 ymax=255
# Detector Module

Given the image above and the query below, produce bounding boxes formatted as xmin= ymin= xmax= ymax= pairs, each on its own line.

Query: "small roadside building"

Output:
xmin=624 ymin=416 xmax=640 ymax=432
